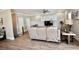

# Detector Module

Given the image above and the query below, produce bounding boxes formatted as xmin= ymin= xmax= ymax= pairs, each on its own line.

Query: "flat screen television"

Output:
xmin=44 ymin=21 xmax=53 ymax=26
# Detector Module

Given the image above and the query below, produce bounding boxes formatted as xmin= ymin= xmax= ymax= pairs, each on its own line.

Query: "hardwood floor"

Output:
xmin=0 ymin=32 xmax=79 ymax=50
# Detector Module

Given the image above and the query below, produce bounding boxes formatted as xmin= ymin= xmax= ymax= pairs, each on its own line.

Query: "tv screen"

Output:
xmin=44 ymin=21 xmax=53 ymax=26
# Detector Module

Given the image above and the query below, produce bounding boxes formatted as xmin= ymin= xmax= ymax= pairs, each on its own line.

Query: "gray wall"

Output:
xmin=71 ymin=19 xmax=79 ymax=41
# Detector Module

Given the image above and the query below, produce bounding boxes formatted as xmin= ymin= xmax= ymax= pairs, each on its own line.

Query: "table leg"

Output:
xmin=68 ymin=35 xmax=70 ymax=44
xmin=71 ymin=36 xmax=73 ymax=42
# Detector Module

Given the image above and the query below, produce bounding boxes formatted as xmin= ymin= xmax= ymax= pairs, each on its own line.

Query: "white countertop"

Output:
xmin=62 ymin=32 xmax=76 ymax=36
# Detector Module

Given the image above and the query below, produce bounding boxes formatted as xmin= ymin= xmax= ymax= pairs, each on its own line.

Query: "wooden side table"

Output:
xmin=62 ymin=32 xmax=76 ymax=44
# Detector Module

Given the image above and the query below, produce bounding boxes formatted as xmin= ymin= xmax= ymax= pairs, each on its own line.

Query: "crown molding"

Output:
xmin=0 ymin=9 xmax=9 ymax=13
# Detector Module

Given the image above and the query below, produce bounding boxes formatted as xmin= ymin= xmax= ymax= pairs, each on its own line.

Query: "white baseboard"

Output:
xmin=6 ymin=37 xmax=15 ymax=40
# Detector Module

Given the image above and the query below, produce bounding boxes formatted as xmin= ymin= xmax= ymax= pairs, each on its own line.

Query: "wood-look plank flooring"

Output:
xmin=0 ymin=32 xmax=79 ymax=50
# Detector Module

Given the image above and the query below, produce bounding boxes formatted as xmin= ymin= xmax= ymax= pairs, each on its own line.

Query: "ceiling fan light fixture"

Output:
xmin=42 ymin=9 xmax=49 ymax=14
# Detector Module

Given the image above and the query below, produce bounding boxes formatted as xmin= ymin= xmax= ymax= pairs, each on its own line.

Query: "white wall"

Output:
xmin=30 ymin=16 xmax=44 ymax=26
xmin=0 ymin=10 xmax=14 ymax=40
xmin=55 ymin=12 xmax=65 ymax=22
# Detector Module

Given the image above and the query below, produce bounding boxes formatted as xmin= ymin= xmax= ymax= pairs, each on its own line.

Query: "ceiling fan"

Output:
xmin=42 ymin=9 xmax=50 ymax=14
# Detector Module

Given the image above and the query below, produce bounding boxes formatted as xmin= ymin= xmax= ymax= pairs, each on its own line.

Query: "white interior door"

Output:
xmin=17 ymin=16 xmax=24 ymax=35
xmin=23 ymin=18 xmax=27 ymax=32
xmin=26 ymin=18 xmax=31 ymax=30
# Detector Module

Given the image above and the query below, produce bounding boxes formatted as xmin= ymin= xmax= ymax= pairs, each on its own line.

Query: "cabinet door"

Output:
xmin=28 ymin=27 xmax=38 ymax=39
xmin=47 ymin=27 xmax=58 ymax=42
xmin=37 ymin=27 xmax=46 ymax=40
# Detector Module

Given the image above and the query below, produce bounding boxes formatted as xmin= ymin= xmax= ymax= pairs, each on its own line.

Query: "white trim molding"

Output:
xmin=7 ymin=37 xmax=15 ymax=40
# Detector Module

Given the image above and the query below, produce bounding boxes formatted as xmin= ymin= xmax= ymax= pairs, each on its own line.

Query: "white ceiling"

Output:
xmin=15 ymin=9 xmax=66 ymax=16
xmin=0 ymin=9 xmax=76 ymax=16
xmin=0 ymin=9 xmax=78 ymax=15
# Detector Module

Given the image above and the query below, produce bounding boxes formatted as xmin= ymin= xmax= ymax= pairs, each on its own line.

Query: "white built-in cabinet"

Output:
xmin=29 ymin=27 xmax=60 ymax=42
xmin=37 ymin=27 xmax=46 ymax=40
xmin=47 ymin=27 xmax=60 ymax=42
xmin=28 ymin=27 xmax=38 ymax=39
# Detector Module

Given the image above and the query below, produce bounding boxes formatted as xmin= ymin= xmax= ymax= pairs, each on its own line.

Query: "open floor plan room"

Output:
xmin=0 ymin=9 xmax=79 ymax=50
